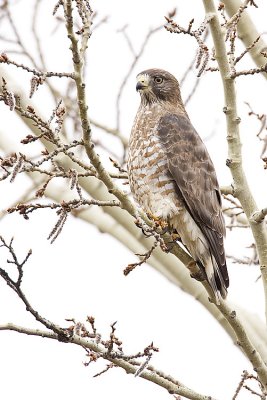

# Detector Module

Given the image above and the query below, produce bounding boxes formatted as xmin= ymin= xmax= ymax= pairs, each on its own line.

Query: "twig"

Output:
xmin=7 ymin=198 xmax=120 ymax=242
xmin=223 ymin=0 xmax=267 ymax=79
xmin=90 ymin=118 xmax=128 ymax=148
xmin=115 ymin=25 xmax=162 ymax=130
xmin=7 ymin=198 xmax=120 ymax=215
xmin=233 ymin=370 xmax=250 ymax=400
xmin=231 ymin=64 xmax=267 ymax=78
xmin=124 ymin=239 xmax=159 ymax=276
xmin=225 ymin=0 xmax=257 ymax=31
xmin=244 ymin=102 xmax=267 ymax=157
xmin=233 ymin=370 xmax=266 ymax=400
xmin=32 ymin=0 xmax=47 ymax=70
xmin=165 ymin=16 xmax=211 ymax=77
xmin=220 ymin=185 xmax=235 ymax=195
xmin=0 ymin=323 xmax=217 ymax=400
xmin=93 ymin=363 xmax=115 ymax=378
xmin=178 ymin=29 xmax=209 ymax=105
xmin=117 ymin=24 xmax=136 ymax=57
xmin=251 ymin=208 xmax=267 ymax=224
xmin=234 ymin=36 xmax=261 ymax=64
xmin=62 ymin=0 xmax=140 ymax=219
xmin=0 ymin=237 xmax=69 ymax=340
xmin=0 ymin=53 xmax=74 ymax=79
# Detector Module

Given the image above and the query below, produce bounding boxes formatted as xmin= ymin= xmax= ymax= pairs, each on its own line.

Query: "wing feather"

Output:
xmin=157 ymin=113 xmax=229 ymax=288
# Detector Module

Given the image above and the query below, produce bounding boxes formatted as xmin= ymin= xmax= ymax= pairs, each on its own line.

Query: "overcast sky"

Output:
xmin=0 ymin=1 xmax=267 ymax=399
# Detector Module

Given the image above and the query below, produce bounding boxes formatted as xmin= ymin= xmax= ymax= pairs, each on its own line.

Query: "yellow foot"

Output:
xmin=146 ymin=212 xmax=168 ymax=230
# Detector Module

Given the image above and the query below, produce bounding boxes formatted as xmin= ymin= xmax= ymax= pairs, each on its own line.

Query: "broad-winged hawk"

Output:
xmin=127 ymin=68 xmax=229 ymax=304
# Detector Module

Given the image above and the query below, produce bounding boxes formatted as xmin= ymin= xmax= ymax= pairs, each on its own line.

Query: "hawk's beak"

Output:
xmin=136 ymin=75 xmax=149 ymax=91
xmin=136 ymin=81 xmax=146 ymax=91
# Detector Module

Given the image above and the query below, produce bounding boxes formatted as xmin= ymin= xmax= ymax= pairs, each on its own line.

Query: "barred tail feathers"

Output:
xmin=204 ymin=255 xmax=228 ymax=305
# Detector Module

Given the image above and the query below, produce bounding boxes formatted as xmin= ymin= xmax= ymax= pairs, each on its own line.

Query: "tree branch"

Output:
xmin=202 ymin=0 xmax=267 ymax=390
xmin=203 ymin=0 xmax=267 ymax=321
xmin=115 ymin=25 xmax=162 ymax=130
xmin=2 ymin=64 xmax=267 ymax=376
xmin=251 ymin=208 xmax=267 ymax=224
xmin=90 ymin=118 xmax=128 ymax=147
xmin=223 ymin=0 xmax=267 ymax=78
xmin=0 ymin=323 xmax=216 ymax=400
xmin=63 ymin=0 xmax=137 ymax=218
xmin=216 ymin=300 xmax=267 ymax=390
xmin=1 ymin=3 xmax=267 ymax=386
xmin=61 ymin=1 xmax=209 ymax=281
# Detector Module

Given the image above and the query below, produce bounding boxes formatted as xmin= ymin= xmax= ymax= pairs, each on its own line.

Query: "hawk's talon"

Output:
xmin=157 ymin=225 xmax=169 ymax=235
xmin=146 ymin=212 xmax=170 ymax=235
xmin=142 ymin=228 xmax=153 ymax=238
xmin=134 ymin=217 xmax=156 ymax=238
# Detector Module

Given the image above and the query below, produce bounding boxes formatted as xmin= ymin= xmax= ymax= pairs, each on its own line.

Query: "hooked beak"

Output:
xmin=136 ymin=74 xmax=149 ymax=91
xmin=136 ymin=81 xmax=146 ymax=91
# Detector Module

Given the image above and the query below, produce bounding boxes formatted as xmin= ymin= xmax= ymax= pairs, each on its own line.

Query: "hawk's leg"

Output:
xmin=134 ymin=216 xmax=168 ymax=238
xmin=158 ymin=217 xmax=182 ymax=253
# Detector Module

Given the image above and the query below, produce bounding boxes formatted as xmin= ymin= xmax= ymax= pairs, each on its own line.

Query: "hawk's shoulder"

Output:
xmin=157 ymin=112 xmax=200 ymax=148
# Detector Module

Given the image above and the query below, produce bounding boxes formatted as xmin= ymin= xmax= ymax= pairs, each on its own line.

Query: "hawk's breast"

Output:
xmin=127 ymin=104 xmax=182 ymax=219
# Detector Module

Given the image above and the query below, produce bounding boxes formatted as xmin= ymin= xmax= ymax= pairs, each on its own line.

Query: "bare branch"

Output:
xmin=0 ymin=53 xmax=74 ymax=79
xmin=251 ymin=208 xmax=267 ymax=224
xmin=202 ymin=0 xmax=267 ymax=326
xmin=90 ymin=118 xmax=128 ymax=147
xmin=1 ymin=4 xmax=267 ymax=396
xmin=231 ymin=64 xmax=267 ymax=78
xmin=234 ymin=35 xmax=261 ymax=65
xmin=220 ymin=185 xmax=235 ymax=195
xmin=223 ymin=0 xmax=267 ymax=78
xmin=62 ymin=0 xmax=140 ymax=219
xmin=165 ymin=16 xmax=211 ymax=77
xmin=202 ymin=0 xmax=267 ymax=389
xmin=0 ymin=323 xmax=217 ymax=400
xmin=115 ymin=25 xmax=162 ymax=130
xmin=0 ymin=237 xmax=69 ymax=340
xmin=124 ymin=239 xmax=159 ymax=276
xmin=233 ymin=370 xmax=266 ymax=400
xmin=244 ymin=102 xmax=267 ymax=157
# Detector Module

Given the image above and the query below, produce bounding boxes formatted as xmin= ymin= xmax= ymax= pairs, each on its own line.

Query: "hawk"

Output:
xmin=127 ymin=68 xmax=229 ymax=304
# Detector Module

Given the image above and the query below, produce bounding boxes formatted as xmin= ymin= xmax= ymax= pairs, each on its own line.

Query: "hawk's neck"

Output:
xmin=139 ymin=98 xmax=185 ymax=113
xmin=131 ymin=101 xmax=185 ymax=146
xmin=137 ymin=100 xmax=185 ymax=122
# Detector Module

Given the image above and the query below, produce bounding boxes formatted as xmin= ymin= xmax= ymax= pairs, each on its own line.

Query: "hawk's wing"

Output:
xmin=157 ymin=113 xmax=229 ymax=287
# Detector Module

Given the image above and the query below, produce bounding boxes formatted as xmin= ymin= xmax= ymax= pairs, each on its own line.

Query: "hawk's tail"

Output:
xmin=199 ymin=256 xmax=228 ymax=305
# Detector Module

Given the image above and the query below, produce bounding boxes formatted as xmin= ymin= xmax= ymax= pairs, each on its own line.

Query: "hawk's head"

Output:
xmin=136 ymin=68 xmax=182 ymax=106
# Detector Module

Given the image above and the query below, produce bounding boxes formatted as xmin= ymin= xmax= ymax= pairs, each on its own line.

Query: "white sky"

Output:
xmin=0 ymin=1 xmax=267 ymax=399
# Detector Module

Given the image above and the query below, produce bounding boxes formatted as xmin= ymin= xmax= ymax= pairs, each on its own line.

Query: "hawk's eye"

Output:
xmin=154 ymin=76 xmax=163 ymax=84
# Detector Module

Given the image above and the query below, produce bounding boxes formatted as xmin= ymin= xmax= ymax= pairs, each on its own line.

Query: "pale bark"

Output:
xmin=223 ymin=0 xmax=267 ymax=77
xmin=204 ymin=0 xmax=267 ymax=321
xmin=0 ymin=323 xmax=217 ymax=400
xmin=1 ymin=1 xmax=267 ymax=390
xmin=202 ymin=0 xmax=267 ymax=390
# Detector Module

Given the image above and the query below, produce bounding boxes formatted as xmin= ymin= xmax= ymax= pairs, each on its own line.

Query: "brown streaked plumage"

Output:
xmin=127 ymin=68 xmax=229 ymax=304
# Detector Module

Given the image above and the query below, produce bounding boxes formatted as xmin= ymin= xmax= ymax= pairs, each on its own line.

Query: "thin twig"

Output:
xmin=115 ymin=24 xmax=162 ymax=130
